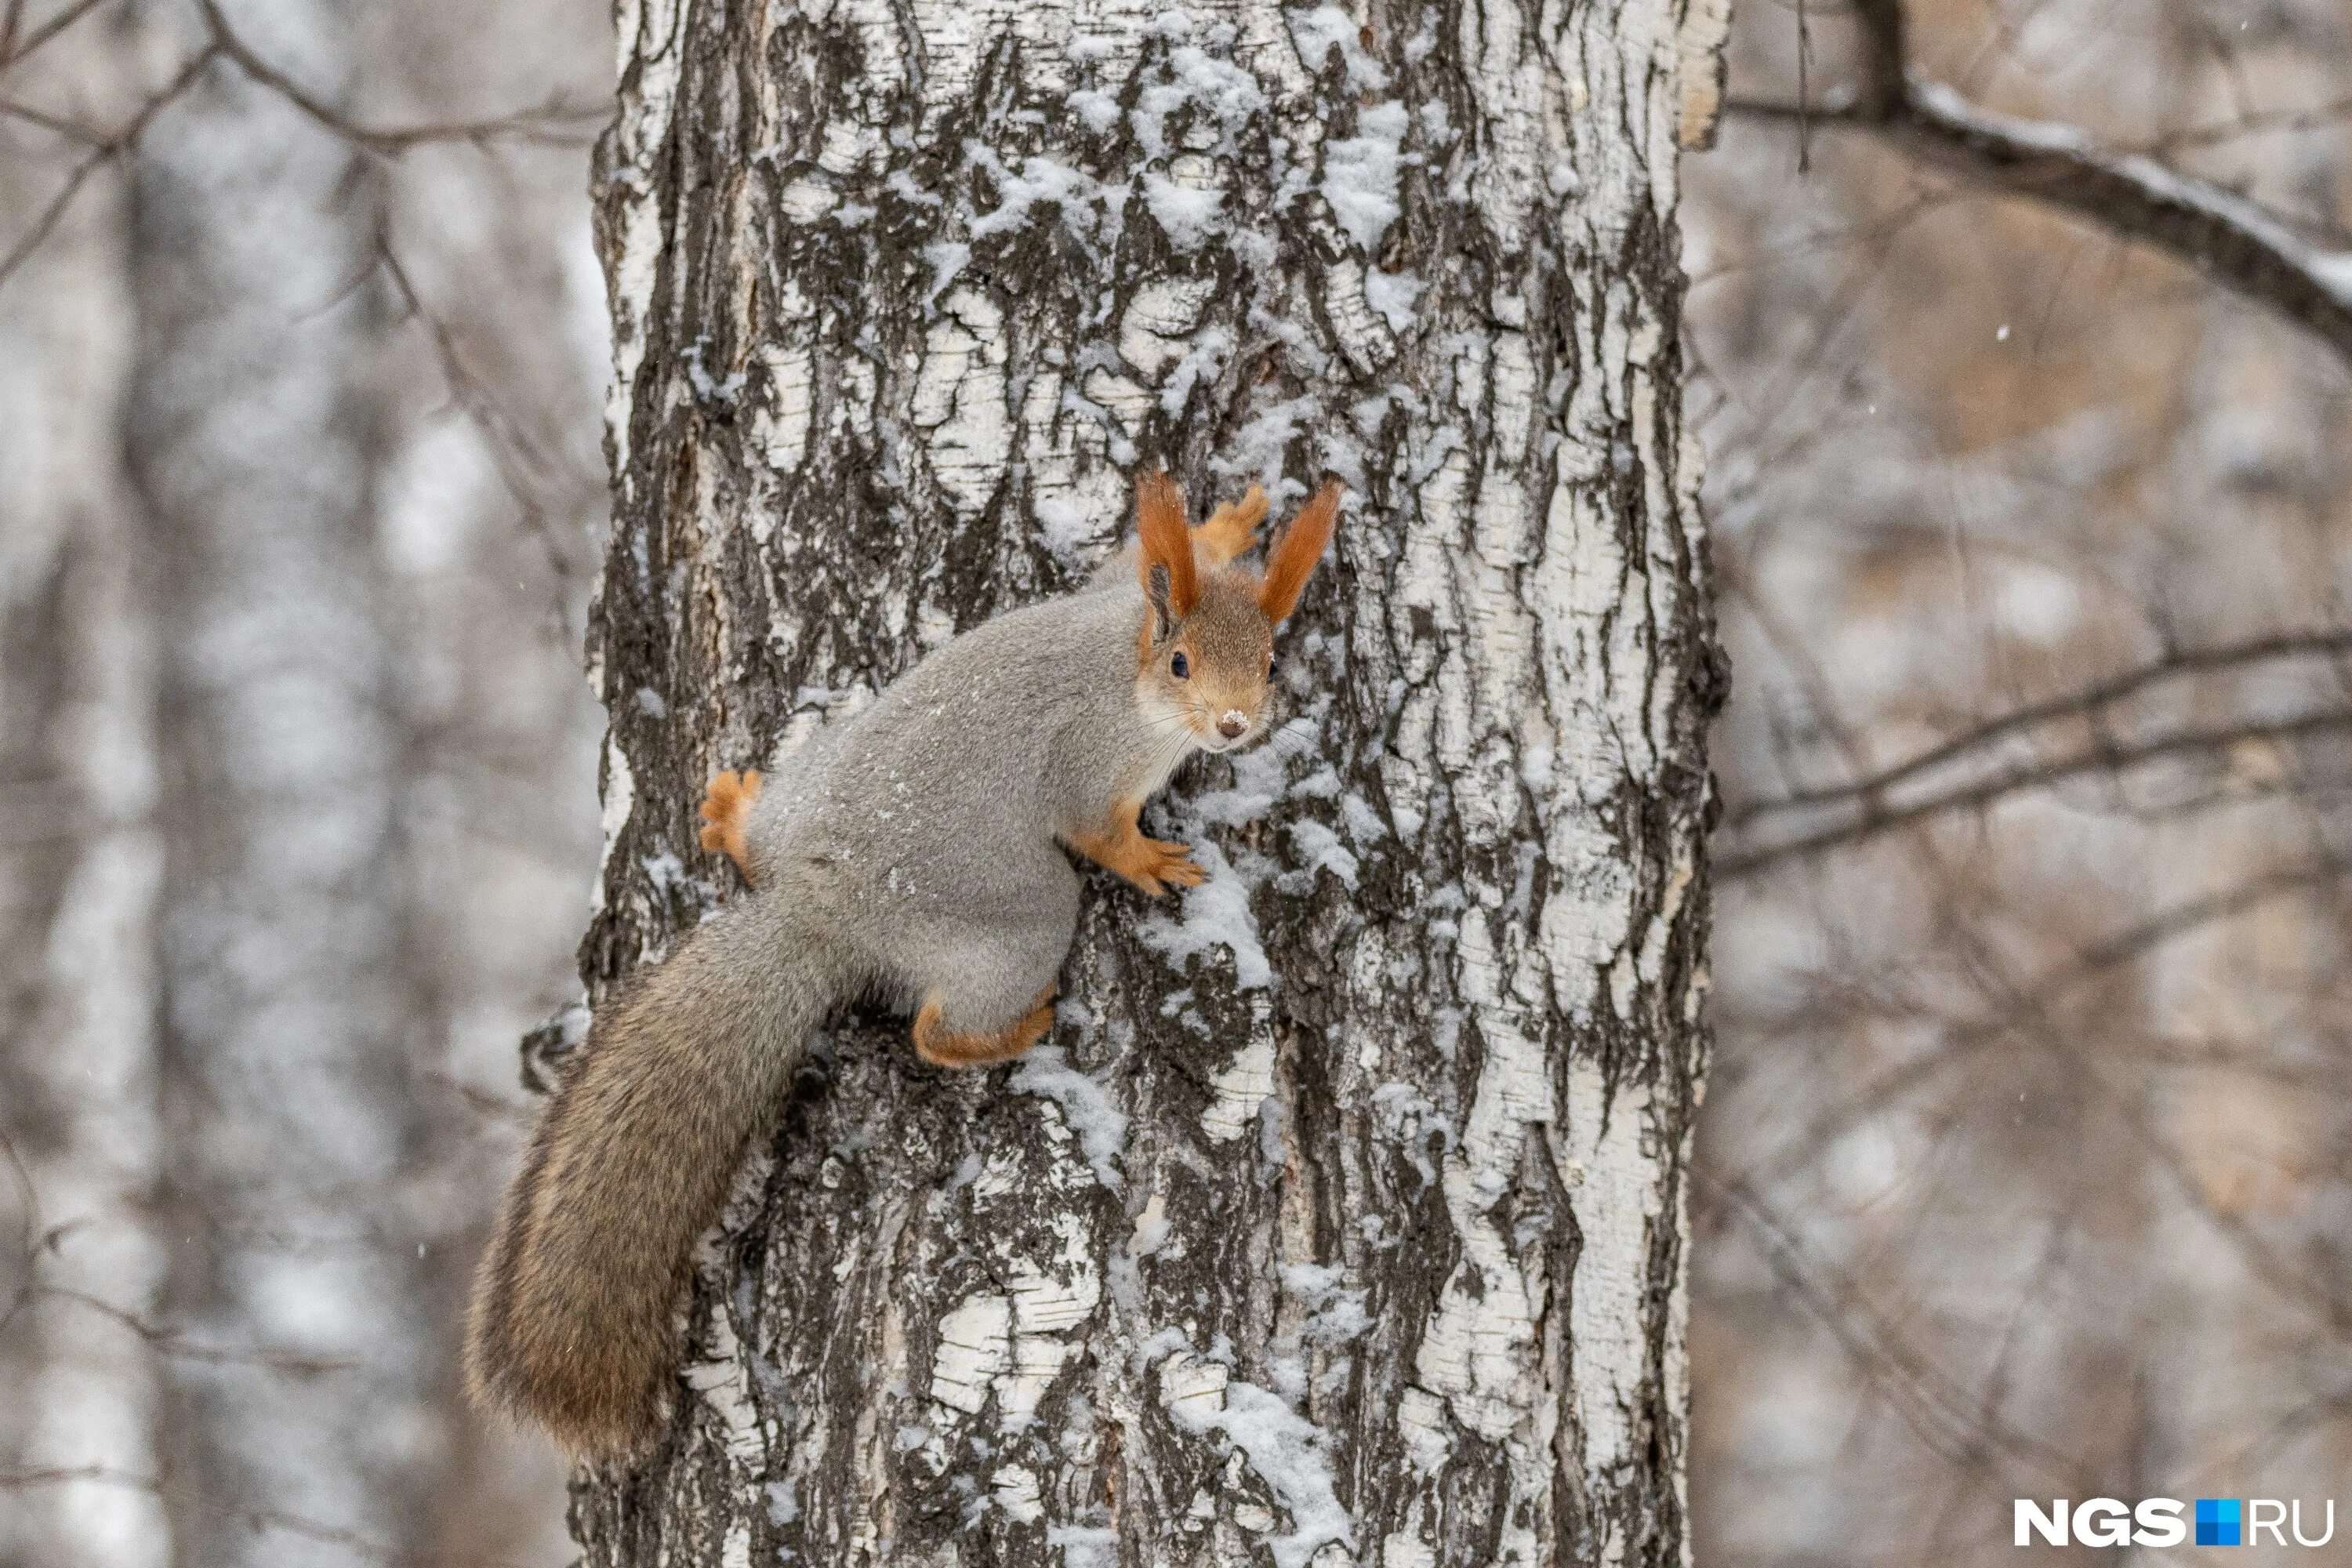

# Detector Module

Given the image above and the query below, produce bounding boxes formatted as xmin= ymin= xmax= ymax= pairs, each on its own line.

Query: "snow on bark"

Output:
xmin=566 ymin=0 xmax=1726 ymax=1562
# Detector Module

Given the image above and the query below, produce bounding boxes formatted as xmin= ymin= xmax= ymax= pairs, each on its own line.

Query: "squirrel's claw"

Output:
xmin=1069 ymin=801 xmax=1203 ymax=897
xmin=1131 ymin=837 xmax=1204 ymax=897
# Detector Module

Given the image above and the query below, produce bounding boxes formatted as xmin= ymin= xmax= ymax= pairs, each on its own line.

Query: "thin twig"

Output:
xmin=1725 ymin=0 xmax=2352 ymax=365
xmin=2148 ymin=96 xmax=2352 ymax=153
xmin=1700 ymin=1170 xmax=2090 ymax=1492
xmin=197 ymin=0 xmax=604 ymax=154
xmin=1730 ymin=628 xmax=2352 ymax=827
xmin=0 ymin=1465 xmax=535 ymax=1567
xmin=0 ymin=42 xmax=217 ymax=296
xmin=0 ymin=0 xmax=107 ymax=77
xmin=1724 ymin=707 xmax=2352 ymax=875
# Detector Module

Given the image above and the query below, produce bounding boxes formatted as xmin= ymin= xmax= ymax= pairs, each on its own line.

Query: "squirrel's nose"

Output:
xmin=1217 ymin=711 xmax=1249 ymax=740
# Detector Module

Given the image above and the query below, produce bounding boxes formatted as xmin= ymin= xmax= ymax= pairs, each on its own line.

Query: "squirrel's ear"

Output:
xmin=1135 ymin=470 xmax=1198 ymax=636
xmin=1258 ymin=478 xmax=1342 ymax=622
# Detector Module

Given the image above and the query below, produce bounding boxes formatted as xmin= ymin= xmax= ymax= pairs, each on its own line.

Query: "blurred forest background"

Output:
xmin=3 ymin=0 xmax=2349 ymax=1564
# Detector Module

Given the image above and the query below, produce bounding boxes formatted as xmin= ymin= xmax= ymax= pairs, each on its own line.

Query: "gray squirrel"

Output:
xmin=466 ymin=471 xmax=1343 ymax=1457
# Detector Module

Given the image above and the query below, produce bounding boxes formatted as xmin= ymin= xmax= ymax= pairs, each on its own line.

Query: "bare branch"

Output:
xmin=0 ymin=0 xmax=108 ymax=77
xmin=1 ymin=95 xmax=106 ymax=144
xmin=0 ymin=43 xmax=217 ymax=296
xmin=1700 ymin=1171 xmax=2089 ymax=1493
xmin=1722 ymin=707 xmax=2352 ymax=875
xmin=1726 ymin=0 xmax=2352 ymax=365
xmin=2150 ymin=96 xmax=2352 ymax=154
xmin=1885 ymin=86 xmax=2352 ymax=358
xmin=197 ymin=0 xmax=604 ymax=153
xmin=0 ymin=1465 xmax=535 ymax=1567
xmin=371 ymin=224 xmax=594 ymax=599
xmin=37 ymin=1286 xmax=355 ymax=1374
xmin=0 ymin=5 xmax=604 ymax=303
xmin=2 ymin=1127 xmax=358 ymax=1375
xmin=1729 ymin=628 xmax=2352 ymax=829
xmin=1846 ymin=0 xmax=1907 ymax=118
xmin=1724 ymin=856 xmax=2352 ymax=1199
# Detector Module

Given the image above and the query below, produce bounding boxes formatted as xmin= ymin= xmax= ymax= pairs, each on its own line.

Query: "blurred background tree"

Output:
xmin=1694 ymin=1 xmax=2352 ymax=1561
xmin=2 ymin=0 xmax=2348 ymax=1563
xmin=2 ymin=1 xmax=611 ymax=1561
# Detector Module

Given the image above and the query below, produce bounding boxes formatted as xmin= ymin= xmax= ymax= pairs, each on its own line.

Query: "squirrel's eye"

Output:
xmin=1171 ymin=652 xmax=1191 ymax=680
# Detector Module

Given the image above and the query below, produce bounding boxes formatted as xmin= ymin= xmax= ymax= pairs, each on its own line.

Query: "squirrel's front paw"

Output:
xmin=1127 ymin=837 xmax=1204 ymax=898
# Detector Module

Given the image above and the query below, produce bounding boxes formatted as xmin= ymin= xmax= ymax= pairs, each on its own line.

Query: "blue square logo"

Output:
xmin=2197 ymin=1498 xmax=2242 ymax=1547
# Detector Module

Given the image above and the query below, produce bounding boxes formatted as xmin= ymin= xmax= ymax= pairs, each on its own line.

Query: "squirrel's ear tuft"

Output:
xmin=1258 ymin=478 xmax=1343 ymax=622
xmin=1135 ymin=470 xmax=1198 ymax=634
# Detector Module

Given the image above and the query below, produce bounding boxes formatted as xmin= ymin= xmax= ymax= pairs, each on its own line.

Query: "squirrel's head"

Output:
xmin=1131 ymin=470 xmax=1342 ymax=753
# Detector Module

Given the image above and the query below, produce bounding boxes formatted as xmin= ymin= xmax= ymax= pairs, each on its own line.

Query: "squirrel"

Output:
xmin=466 ymin=470 xmax=1343 ymax=1457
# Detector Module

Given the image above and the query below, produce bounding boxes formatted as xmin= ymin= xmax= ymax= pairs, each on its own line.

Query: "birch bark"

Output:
xmin=568 ymin=0 xmax=1728 ymax=1562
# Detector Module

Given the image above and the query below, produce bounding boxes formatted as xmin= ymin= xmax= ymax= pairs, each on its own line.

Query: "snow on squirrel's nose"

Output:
xmin=1217 ymin=710 xmax=1248 ymax=739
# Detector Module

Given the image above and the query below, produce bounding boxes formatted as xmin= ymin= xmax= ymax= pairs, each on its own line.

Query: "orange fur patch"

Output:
xmin=913 ymin=985 xmax=1058 ymax=1066
xmin=1066 ymin=798 xmax=1204 ymax=898
xmin=696 ymin=769 xmax=764 ymax=883
xmin=1260 ymin=479 xmax=1342 ymax=622
xmin=1194 ymin=485 xmax=1267 ymax=566
xmin=1134 ymin=470 xmax=1199 ymax=619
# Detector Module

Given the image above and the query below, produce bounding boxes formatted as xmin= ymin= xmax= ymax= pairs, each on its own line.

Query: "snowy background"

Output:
xmin=3 ymin=0 xmax=2350 ymax=1563
xmin=1692 ymin=1 xmax=2352 ymax=1561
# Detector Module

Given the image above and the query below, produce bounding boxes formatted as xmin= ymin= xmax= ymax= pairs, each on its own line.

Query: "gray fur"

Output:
xmin=465 ymin=897 xmax=855 ymax=1455
xmin=745 ymin=582 xmax=1194 ymax=1033
xmin=467 ymin=581 xmax=1211 ymax=1454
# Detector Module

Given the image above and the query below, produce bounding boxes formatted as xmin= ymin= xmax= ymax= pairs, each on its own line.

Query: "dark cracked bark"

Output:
xmin=555 ymin=0 xmax=1729 ymax=1562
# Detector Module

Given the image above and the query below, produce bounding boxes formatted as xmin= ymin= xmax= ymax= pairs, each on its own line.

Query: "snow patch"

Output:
xmin=1322 ymin=101 xmax=1410 ymax=252
xmin=1050 ymin=1524 xmax=1120 ymax=1567
xmin=1143 ymin=168 xmax=1227 ymax=249
xmin=1158 ymin=1352 xmax=1352 ymax=1568
xmin=1138 ymin=837 xmax=1271 ymax=986
xmin=1011 ymin=1046 xmax=1129 ymax=1188
xmin=1285 ymin=818 xmax=1359 ymax=887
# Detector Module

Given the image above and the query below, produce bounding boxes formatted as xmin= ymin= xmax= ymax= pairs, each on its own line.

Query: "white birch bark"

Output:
xmin=564 ymin=0 xmax=1729 ymax=1561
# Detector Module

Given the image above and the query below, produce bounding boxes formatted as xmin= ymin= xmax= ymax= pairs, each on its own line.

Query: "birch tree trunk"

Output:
xmin=0 ymin=23 xmax=168 ymax=1559
xmin=131 ymin=5 xmax=430 ymax=1559
xmin=568 ymin=0 xmax=1729 ymax=1562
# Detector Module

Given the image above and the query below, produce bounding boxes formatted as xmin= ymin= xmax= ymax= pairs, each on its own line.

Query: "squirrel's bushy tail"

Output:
xmin=466 ymin=898 xmax=839 ymax=1457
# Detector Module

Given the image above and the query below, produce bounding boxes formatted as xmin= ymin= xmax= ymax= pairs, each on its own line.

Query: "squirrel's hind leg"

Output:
xmin=697 ymin=769 xmax=764 ymax=884
xmin=913 ymin=983 xmax=1058 ymax=1067
xmin=902 ymin=907 xmax=1071 ymax=1067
